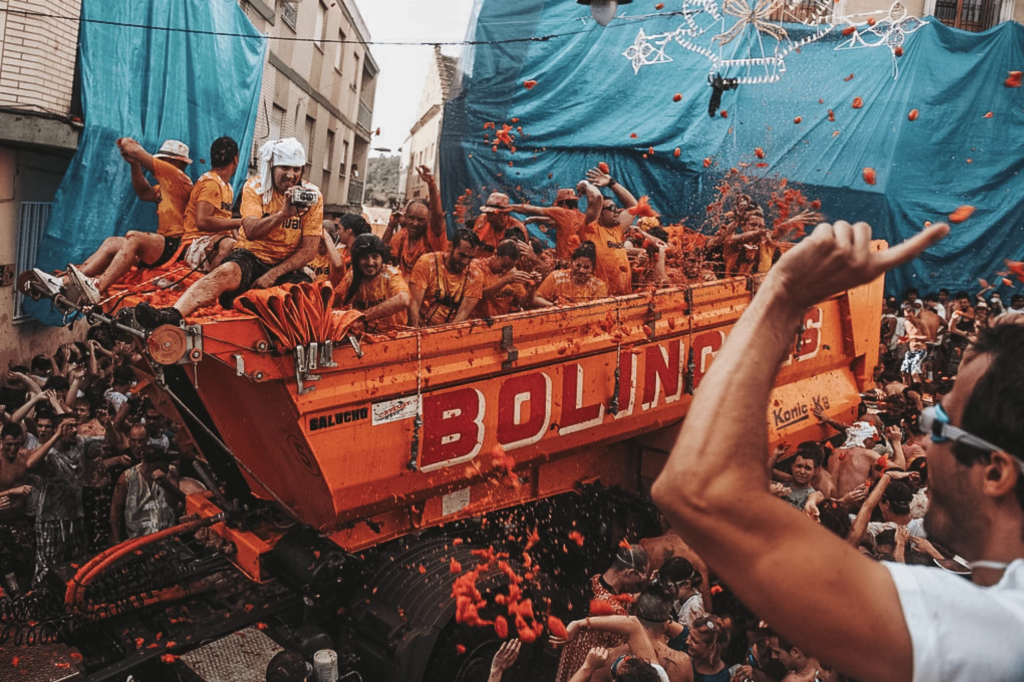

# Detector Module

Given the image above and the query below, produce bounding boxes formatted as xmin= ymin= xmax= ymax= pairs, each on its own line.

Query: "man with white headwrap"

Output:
xmin=827 ymin=421 xmax=886 ymax=499
xmin=136 ymin=138 xmax=323 ymax=327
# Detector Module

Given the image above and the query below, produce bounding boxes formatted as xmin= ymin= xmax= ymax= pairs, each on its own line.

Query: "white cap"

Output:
xmin=153 ymin=140 xmax=192 ymax=164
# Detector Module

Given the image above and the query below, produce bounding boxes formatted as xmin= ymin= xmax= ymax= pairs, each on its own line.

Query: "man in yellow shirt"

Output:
xmin=579 ymin=166 xmax=639 ymax=296
xmin=533 ymin=242 xmax=609 ymax=307
xmin=181 ymin=137 xmax=243 ymax=273
xmin=338 ymin=234 xmax=410 ymax=330
xmin=474 ymin=240 xmax=539 ymax=319
xmin=382 ymin=166 xmax=448 ymax=280
xmin=61 ymin=138 xmax=194 ymax=305
xmin=509 ymin=182 xmax=603 ymax=261
xmin=408 ymin=229 xmax=483 ymax=327
xmin=135 ymin=138 xmax=322 ymax=327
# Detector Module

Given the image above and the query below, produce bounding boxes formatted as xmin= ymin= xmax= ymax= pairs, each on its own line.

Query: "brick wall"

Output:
xmin=0 ymin=0 xmax=82 ymax=115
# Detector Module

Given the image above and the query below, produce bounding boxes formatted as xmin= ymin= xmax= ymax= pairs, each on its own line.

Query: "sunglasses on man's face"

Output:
xmin=920 ymin=404 xmax=1024 ymax=473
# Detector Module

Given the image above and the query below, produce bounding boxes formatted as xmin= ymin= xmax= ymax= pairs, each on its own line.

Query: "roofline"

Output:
xmin=339 ymin=0 xmax=378 ymax=75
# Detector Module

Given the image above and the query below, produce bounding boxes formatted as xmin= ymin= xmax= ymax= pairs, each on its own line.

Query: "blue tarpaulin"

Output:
xmin=440 ymin=2 xmax=1024 ymax=296
xmin=28 ymin=0 xmax=265 ymax=325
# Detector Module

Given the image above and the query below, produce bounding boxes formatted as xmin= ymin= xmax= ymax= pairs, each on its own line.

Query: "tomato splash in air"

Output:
xmin=627 ymin=196 xmax=658 ymax=218
xmin=948 ymin=205 xmax=975 ymax=223
xmin=908 ymin=109 xmax=919 ymax=121
xmin=568 ymin=531 xmax=585 ymax=546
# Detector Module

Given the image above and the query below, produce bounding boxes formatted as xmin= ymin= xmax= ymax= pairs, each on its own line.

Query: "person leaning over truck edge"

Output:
xmin=179 ymin=136 xmax=243 ymax=274
xmin=533 ymin=241 xmax=609 ymax=308
xmin=58 ymin=138 xmax=194 ymax=305
xmin=653 ymin=221 xmax=1024 ymax=682
xmin=134 ymin=137 xmax=323 ymax=328
xmin=408 ymin=228 xmax=484 ymax=327
xmin=383 ymin=165 xmax=448 ymax=280
xmin=338 ymin=234 xmax=410 ymax=331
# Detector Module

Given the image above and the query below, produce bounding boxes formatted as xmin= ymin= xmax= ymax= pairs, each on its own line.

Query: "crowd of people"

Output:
xmin=10 ymin=133 xmax=1023 ymax=681
xmin=481 ymin=285 xmax=1023 ymax=682
xmin=0 ymin=332 xmax=193 ymax=595
xmin=25 ymin=135 xmax=776 ymax=334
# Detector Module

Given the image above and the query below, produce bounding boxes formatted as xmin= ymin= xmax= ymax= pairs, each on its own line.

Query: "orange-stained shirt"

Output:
xmin=391 ymin=227 xmax=449 ymax=280
xmin=151 ymin=158 xmax=193 ymax=239
xmin=473 ymin=259 xmax=526 ymax=319
xmin=582 ymin=222 xmax=631 ymax=296
xmin=409 ymin=252 xmax=484 ymax=326
xmin=237 ymin=178 xmax=323 ymax=265
xmin=473 ymin=214 xmax=525 ymax=253
xmin=182 ymin=171 xmax=234 ymax=242
xmin=535 ymin=269 xmax=608 ymax=306
xmin=545 ymin=207 xmax=587 ymax=260
xmin=307 ymin=254 xmax=333 ymax=283
xmin=339 ymin=265 xmax=410 ymax=330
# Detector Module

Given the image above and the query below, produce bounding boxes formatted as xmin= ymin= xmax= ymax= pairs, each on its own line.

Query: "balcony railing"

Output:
xmin=347 ymin=180 xmax=365 ymax=206
xmin=357 ymin=101 xmax=373 ymax=131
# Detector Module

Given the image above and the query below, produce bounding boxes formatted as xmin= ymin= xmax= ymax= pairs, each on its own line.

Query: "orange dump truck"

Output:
xmin=11 ymin=256 xmax=881 ymax=682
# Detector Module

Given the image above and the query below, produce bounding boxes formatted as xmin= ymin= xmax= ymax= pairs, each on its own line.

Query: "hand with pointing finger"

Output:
xmin=766 ymin=221 xmax=949 ymax=312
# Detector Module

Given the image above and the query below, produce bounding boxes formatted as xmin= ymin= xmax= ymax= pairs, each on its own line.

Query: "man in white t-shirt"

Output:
xmin=650 ymin=220 xmax=1024 ymax=682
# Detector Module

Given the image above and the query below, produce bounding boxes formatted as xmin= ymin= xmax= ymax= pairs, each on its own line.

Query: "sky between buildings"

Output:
xmin=360 ymin=0 xmax=477 ymax=157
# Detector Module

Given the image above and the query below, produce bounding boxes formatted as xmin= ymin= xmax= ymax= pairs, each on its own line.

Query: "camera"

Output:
xmin=288 ymin=186 xmax=319 ymax=210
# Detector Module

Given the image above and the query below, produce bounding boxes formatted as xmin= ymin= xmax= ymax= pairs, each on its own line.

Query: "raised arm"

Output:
xmin=886 ymin=426 xmax=906 ymax=470
xmin=416 ymin=165 xmax=446 ymax=241
xmin=25 ymin=421 xmax=73 ymax=471
xmin=580 ymin=180 xmax=603 ymax=224
xmin=848 ymin=474 xmax=891 ymax=548
xmin=322 ymin=229 xmax=344 ymax=270
xmin=649 ymin=221 xmax=948 ymax=682
xmin=585 ymin=167 xmax=638 ymax=215
xmin=568 ymin=616 xmax=657 ymax=661
xmin=117 ymin=138 xmax=159 ymax=202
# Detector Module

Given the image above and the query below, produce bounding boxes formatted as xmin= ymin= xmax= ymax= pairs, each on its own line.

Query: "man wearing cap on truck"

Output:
xmin=510 ymin=182 xmax=603 ymax=261
xmin=53 ymin=138 xmax=194 ymax=306
xmin=134 ymin=137 xmax=323 ymax=328
xmin=473 ymin=192 xmax=526 ymax=254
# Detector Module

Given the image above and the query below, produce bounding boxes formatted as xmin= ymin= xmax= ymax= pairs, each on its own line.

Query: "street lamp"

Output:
xmin=576 ymin=0 xmax=632 ymax=26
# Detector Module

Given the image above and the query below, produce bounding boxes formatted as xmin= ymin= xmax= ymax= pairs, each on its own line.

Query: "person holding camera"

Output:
xmin=136 ymin=138 xmax=323 ymax=328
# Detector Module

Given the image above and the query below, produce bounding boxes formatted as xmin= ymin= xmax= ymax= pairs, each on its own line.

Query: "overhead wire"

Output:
xmin=0 ymin=6 xmax=693 ymax=47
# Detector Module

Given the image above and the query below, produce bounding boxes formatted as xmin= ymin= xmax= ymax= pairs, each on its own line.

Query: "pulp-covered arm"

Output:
xmin=649 ymin=221 xmax=947 ymax=682
xmin=117 ymin=138 xmax=159 ymax=202
xmin=196 ymin=201 xmax=243 ymax=233
xmin=416 ymin=165 xmax=447 ymax=242
xmin=254 ymin=235 xmax=320 ymax=289
xmin=848 ymin=474 xmax=891 ymax=547
xmin=564 ymin=616 xmax=657 ymax=661
xmin=407 ymin=283 xmax=427 ymax=328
